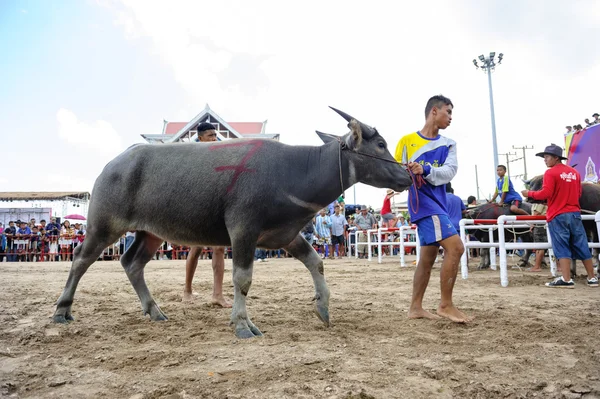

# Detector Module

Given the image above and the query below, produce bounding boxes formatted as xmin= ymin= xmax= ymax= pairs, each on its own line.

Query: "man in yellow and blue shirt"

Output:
xmin=394 ymin=94 xmax=471 ymax=324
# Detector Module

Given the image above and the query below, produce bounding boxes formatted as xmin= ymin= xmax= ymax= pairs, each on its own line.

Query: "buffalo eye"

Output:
xmin=378 ymin=142 xmax=386 ymax=149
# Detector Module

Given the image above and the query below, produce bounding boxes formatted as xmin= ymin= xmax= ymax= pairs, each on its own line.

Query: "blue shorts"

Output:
xmin=547 ymin=212 xmax=592 ymax=260
xmin=416 ymin=214 xmax=458 ymax=247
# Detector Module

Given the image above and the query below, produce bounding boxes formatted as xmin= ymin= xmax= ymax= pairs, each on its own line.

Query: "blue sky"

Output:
xmin=1 ymin=0 xmax=599 ymax=208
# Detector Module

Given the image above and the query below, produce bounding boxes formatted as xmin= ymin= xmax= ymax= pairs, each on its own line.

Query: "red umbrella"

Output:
xmin=63 ymin=214 xmax=86 ymax=220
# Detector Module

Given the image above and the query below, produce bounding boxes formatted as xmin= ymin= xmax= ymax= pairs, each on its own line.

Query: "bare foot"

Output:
xmin=182 ymin=291 xmax=196 ymax=302
xmin=436 ymin=305 xmax=474 ymax=323
xmin=528 ymin=268 xmax=542 ymax=272
xmin=408 ymin=308 xmax=442 ymax=320
xmin=211 ymin=296 xmax=232 ymax=308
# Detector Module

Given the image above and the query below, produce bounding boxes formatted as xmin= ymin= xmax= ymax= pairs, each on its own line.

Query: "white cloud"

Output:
xmin=56 ymin=108 xmax=123 ymax=156
xmin=100 ymin=1 xmax=600 ymax=208
xmin=54 ymin=108 xmax=125 ymax=192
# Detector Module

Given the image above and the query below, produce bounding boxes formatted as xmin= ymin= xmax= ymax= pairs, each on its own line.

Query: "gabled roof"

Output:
xmin=141 ymin=105 xmax=273 ymax=143
xmin=166 ymin=104 xmax=246 ymax=143
xmin=164 ymin=122 xmax=188 ymax=135
xmin=228 ymin=122 xmax=265 ymax=135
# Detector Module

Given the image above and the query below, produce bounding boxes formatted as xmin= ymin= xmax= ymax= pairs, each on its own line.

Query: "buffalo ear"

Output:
xmin=347 ymin=119 xmax=363 ymax=149
xmin=315 ymin=131 xmax=339 ymax=144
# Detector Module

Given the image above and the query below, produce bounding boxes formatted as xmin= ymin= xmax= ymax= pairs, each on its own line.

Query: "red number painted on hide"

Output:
xmin=210 ymin=140 xmax=264 ymax=192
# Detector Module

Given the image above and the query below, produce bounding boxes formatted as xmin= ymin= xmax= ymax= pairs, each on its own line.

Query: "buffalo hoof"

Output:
xmin=145 ymin=303 xmax=168 ymax=321
xmin=314 ymin=304 xmax=330 ymax=327
xmin=235 ymin=327 xmax=262 ymax=339
xmin=53 ymin=313 xmax=74 ymax=324
xmin=249 ymin=325 xmax=263 ymax=337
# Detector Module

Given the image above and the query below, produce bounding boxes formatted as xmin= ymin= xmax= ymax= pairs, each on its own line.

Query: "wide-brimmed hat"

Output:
xmin=593 ymin=113 xmax=599 ymax=117
xmin=535 ymin=143 xmax=567 ymax=160
xmin=386 ymin=189 xmax=394 ymax=195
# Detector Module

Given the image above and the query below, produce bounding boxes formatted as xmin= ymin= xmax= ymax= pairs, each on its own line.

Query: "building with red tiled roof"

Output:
xmin=141 ymin=104 xmax=279 ymax=143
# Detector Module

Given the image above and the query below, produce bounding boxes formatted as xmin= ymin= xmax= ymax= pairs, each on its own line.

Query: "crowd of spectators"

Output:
xmin=564 ymin=112 xmax=599 ymax=135
xmin=0 ymin=217 xmax=85 ymax=262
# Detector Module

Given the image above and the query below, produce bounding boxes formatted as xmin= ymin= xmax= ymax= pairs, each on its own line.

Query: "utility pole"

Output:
xmin=498 ymin=151 xmax=517 ymax=176
xmin=512 ymin=145 xmax=534 ymax=180
xmin=473 ymin=52 xmax=504 ymax=182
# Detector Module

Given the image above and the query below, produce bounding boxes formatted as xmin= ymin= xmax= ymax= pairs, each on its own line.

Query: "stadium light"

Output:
xmin=473 ymin=52 xmax=504 ymax=182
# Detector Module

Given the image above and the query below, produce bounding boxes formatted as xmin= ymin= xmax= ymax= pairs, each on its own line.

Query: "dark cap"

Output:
xmin=535 ymin=143 xmax=567 ymax=160
xmin=593 ymin=113 xmax=599 ymax=117
xmin=197 ymin=122 xmax=215 ymax=133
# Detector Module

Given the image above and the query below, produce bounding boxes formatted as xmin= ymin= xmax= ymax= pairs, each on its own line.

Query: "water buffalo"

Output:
xmin=526 ymin=175 xmax=600 ymax=275
xmin=52 ymin=107 xmax=414 ymax=339
xmin=465 ymin=202 xmax=533 ymax=270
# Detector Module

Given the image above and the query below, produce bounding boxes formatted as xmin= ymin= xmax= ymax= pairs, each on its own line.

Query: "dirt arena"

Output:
xmin=1 ymin=256 xmax=598 ymax=399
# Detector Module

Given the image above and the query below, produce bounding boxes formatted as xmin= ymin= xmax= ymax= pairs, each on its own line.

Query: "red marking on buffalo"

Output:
xmin=210 ymin=140 xmax=264 ymax=192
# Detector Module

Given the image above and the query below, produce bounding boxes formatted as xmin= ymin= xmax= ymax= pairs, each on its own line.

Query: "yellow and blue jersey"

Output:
xmin=394 ymin=131 xmax=458 ymax=222
xmin=494 ymin=176 xmax=521 ymax=202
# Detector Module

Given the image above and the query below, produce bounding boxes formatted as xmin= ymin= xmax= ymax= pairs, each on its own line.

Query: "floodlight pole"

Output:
xmin=473 ymin=52 xmax=503 ymax=183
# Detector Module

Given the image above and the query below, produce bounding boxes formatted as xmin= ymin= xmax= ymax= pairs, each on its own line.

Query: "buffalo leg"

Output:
xmin=53 ymin=229 xmax=122 ymax=323
xmin=284 ymin=233 xmax=330 ymax=326
xmin=517 ymin=249 xmax=533 ymax=268
xmin=229 ymin=236 xmax=262 ymax=339
xmin=478 ymin=248 xmax=490 ymax=270
xmin=120 ymin=231 xmax=166 ymax=321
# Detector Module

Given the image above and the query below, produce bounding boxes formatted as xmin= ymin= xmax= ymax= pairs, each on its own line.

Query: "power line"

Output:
xmin=511 ymin=145 xmax=535 ymax=180
xmin=498 ymin=151 xmax=517 ymax=176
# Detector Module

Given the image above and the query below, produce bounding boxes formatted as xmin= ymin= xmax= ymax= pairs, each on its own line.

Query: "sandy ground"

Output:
xmin=1 ymin=256 xmax=599 ymax=399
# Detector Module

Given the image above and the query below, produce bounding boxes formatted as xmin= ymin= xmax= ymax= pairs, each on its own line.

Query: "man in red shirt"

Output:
xmin=522 ymin=144 xmax=598 ymax=288
xmin=380 ymin=189 xmax=399 ymax=229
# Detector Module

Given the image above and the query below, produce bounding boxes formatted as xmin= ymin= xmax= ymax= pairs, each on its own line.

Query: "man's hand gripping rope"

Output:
xmin=404 ymin=162 xmax=426 ymax=215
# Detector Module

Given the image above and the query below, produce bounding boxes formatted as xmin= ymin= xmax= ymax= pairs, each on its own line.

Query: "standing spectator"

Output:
xmin=381 ymin=189 xmax=399 ymax=228
xmin=354 ymin=206 xmax=377 ymax=259
xmin=60 ymin=220 xmax=75 ymax=261
xmin=255 ymin=248 xmax=267 ymax=263
xmin=466 ymin=195 xmax=479 ymax=257
xmin=0 ymin=222 xmax=5 ymax=263
xmin=521 ymin=143 xmax=598 ymax=288
xmin=29 ymin=218 xmax=37 ymax=229
xmin=46 ymin=217 xmax=61 ymax=261
xmin=39 ymin=228 xmax=50 ymax=261
xmin=489 ymin=165 xmax=529 ymax=216
xmin=396 ymin=215 xmax=409 ymax=227
xmin=4 ymin=221 xmax=17 ymax=262
xmin=29 ymin=226 xmax=41 ymax=261
xmin=39 ymin=219 xmax=47 ymax=232
xmin=592 ymin=113 xmax=599 ymax=125
xmin=125 ymin=231 xmax=135 ymax=252
xmin=528 ymin=203 xmax=548 ymax=272
xmin=301 ymin=219 xmax=316 ymax=245
xmin=337 ymin=195 xmax=346 ymax=216
xmin=445 ymin=183 xmax=466 ymax=232
xmin=16 ymin=221 xmax=32 ymax=262
xmin=330 ymin=205 xmax=348 ymax=258
xmin=564 ymin=126 xmax=573 ymax=136
xmin=585 ymin=118 xmax=593 ymax=127
xmin=327 ymin=200 xmax=337 ymax=216
xmin=315 ymin=209 xmax=333 ymax=259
